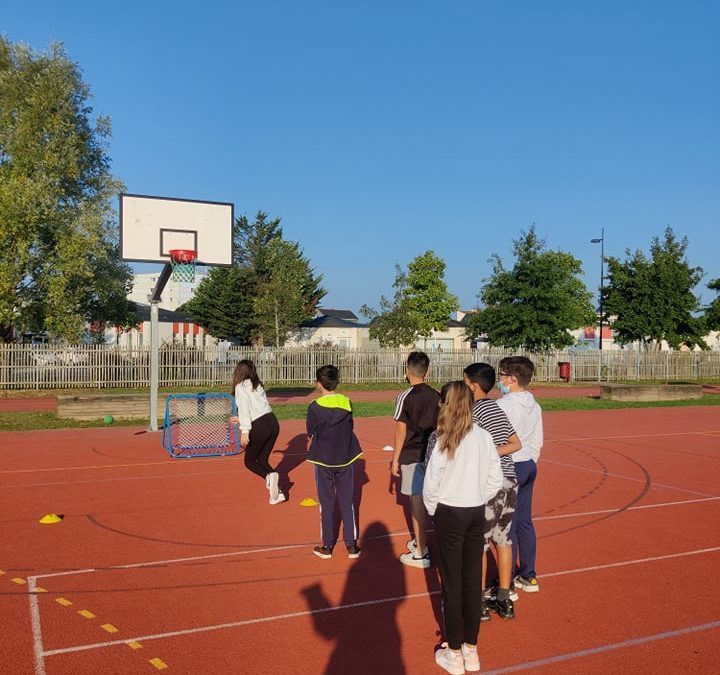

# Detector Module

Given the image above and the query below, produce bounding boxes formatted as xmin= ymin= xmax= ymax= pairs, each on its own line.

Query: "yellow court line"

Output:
xmin=77 ymin=609 xmax=96 ymax=619
xmin=55 ymin=597 xmax=73 ymax=606
xmin=101 ymin=624 xmax=119 ymax=634
xmin=149 ymin=657 xmax=169 ymax=670
xmin=12 ymin=577 xmax=26 ymax=585
xmin=126 ymin=641 xmax=143 ymax=650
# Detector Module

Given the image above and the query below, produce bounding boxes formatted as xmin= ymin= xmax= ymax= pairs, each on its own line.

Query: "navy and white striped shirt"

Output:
xmin=472 ymin=399 xmax=517 ymax=480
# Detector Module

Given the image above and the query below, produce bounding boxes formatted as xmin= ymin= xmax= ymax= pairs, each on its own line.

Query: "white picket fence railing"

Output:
xmin=1 ymin=345 xmax=719 ymax=390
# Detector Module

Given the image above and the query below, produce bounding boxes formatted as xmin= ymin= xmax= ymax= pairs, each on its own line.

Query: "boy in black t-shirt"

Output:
xmin=390 ymin=351 xmax=440 ymax=569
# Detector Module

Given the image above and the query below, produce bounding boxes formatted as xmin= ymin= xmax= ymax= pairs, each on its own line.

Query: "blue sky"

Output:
xmin=3 ymin=1 xmax=719 ymax=314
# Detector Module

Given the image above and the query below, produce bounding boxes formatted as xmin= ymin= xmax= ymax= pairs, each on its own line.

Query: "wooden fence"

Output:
xmin=1 ymin=345 xmax=719 ymax=390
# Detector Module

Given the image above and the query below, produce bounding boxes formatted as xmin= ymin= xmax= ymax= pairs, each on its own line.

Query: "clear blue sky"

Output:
xmin=4 ymin=1 xmax=719 ymax=314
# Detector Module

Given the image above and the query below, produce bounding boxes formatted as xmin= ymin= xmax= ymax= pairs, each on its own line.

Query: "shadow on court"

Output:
xmin=301 ymin=521 xmax=407 ymax=675
xmin=274 ymin=433 xmax=310 ymax=500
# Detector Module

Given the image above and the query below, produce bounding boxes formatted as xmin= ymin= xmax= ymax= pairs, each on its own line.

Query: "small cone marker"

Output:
xmin=39 ymin=514 xmax=64 ymax=525
xmin=300 ymin=498 xmax=319 ymax=507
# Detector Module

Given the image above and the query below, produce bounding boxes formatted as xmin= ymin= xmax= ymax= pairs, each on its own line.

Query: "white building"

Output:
xmin=128 ymin=272 xmax=207 ymax=311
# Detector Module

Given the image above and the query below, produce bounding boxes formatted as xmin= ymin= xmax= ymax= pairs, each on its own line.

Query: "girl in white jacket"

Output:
xmin=423 ymin=381 xmax=503 ymax=675
xmin=230 ymin=360 xmax=285 ymax=505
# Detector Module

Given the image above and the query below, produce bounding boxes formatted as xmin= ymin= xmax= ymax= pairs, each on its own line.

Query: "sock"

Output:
xmin=496 ymin=588 xmax=510 ymax=602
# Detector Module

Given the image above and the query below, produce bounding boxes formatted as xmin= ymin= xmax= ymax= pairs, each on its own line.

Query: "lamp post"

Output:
xmin=590 ymin=228 xmax=605 ymax=350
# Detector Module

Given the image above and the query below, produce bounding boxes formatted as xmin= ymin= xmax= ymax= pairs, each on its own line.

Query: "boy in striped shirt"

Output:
xmin=464 ymin=363 xmax=522 ymax=620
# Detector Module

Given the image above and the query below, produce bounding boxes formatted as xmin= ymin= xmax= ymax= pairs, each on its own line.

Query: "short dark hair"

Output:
xmin=316 ymin=364 xmax=339 ymax=391
xmin=406 ymin=351 xmax=430 ymax=377
xmin=463 ymin=362 xmax=495 ymax=394
xmin=498 ymin=356 xmax=535 ymax=387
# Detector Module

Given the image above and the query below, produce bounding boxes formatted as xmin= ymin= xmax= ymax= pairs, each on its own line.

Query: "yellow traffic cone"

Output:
xmin=299 ymin=498 xmax=319 ymax=507
xmin=39 ymin=514 xmax=64 ymax=524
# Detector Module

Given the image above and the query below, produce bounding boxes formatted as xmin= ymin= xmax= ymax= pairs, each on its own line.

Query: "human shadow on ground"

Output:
xmin=274 ymin=433 xmax=309 ymax=500
xmin=302 ymin=521 xmax=407 ymax=674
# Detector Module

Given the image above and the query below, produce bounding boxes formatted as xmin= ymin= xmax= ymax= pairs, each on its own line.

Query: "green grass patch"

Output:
xmin=1 ymin=395 xmax=718 ymax=432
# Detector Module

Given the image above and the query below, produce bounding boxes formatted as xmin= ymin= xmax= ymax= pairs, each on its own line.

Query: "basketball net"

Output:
xmin=169 ymin=249 xmax=198 ymax=283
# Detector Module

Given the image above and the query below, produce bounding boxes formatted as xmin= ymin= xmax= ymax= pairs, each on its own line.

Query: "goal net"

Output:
xmin=162 ymin=393 xmax=241 ymax=458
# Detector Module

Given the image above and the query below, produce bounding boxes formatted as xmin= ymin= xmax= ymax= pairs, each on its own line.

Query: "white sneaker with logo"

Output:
xmin=399 ymin=550 xmax=430 ymax=569
xmin=435 ymin=644 xmax=464 ymax=675
xmin=461 ymin=644 xmax=480 ymax=672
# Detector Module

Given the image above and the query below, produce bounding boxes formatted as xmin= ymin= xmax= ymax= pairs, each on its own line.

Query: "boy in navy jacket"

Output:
xmin=307 ymin=365 xmax=363 ymax=559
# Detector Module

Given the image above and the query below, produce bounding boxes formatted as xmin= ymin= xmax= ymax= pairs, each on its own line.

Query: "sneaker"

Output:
xmin=461 ymin=643 xmax=481 ymax=672
xmin=480 ymin=598 xmax=491 ymax=623
xmin=346 ymin=545 xmax=362 ymax=559
xmin=266 ymin=472 xmax=280 ymax=501
xmin=435 ymin=644 xmax=464 ymax=675
xmin=399 ymin=551 xmax=430 ymax=569
xmin=515 ymin=575 xmax=540 ymax=593
xmin=487 ymin=595 xmax=515 ymax=620
xmin=407 ymin=539 xmax=417 ymax=552
xmin=486 ymin=581 xmax=518 ymax=602
xmin=269 ymin=492 xmax=286 ymax=505
xmin=312 ymin=545 xmax=333 ymax=559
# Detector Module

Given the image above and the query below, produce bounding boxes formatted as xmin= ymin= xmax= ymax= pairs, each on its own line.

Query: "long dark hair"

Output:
xmin=232 ymin=359 xmax=262 ymax=392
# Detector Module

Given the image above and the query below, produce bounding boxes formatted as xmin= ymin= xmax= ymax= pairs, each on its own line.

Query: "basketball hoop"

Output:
xmin=169 ymin=249 xmax=198 ymax=283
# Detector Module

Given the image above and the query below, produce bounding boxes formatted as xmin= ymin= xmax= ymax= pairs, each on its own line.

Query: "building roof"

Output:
xmin=302 ymin=315 xmax=369 ymax=329
xmin=133 ymin=303 xmax=193 ymax=323
xmin=317 ymin=308 xmax=359 ymax=321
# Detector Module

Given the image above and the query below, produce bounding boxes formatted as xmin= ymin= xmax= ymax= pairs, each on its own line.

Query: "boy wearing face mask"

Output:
xmin=496 ymin=357 xmax=544 ymax=594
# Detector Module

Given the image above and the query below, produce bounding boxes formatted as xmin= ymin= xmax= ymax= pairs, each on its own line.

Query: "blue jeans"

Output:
xmin=510 ymin=460 xmax=538 ymax=578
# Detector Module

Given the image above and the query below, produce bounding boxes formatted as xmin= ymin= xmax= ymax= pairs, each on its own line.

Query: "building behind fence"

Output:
xmin=1 ymin=345 xmax=720 ymax=390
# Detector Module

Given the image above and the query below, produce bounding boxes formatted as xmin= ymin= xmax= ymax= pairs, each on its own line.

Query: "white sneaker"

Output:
xmin=400 ymin=550 xmax=430 ymax=569
xmin=269 ymin=492 xmax=286 ymax=505
xmin=461 ymin=644 xmax=480 ymax=672
xmin=435 ymin=644 xmax=464 ymax=675
xmin=266 ymin=472 xmax=280 ymax=501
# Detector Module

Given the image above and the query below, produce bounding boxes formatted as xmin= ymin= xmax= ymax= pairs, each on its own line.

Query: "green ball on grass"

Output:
xmin=103 ymin=415 xmax=114 ymax=425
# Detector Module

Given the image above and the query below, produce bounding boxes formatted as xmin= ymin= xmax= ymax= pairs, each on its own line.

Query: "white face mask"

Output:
xmin=497 ymin=381 xmax=511 ymax=395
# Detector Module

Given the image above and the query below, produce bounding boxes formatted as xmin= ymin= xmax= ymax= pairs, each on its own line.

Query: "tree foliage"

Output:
xmin=180 ymin=212 xmax=325 ymax=345
xmin=704 ymin=278 xmax=720 ymax=333
xmin=0 ymin=39 xmax=134 ymax=342
xmin=604 ymin=227 xmax=705 ymax=349
xmin=466 ymin=226 xmax=595 ymax=350
xmin=362 ymin=251 xmax=459 ymax=347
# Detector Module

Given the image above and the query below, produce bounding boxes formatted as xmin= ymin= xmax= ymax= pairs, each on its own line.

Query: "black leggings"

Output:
xmin=244 ymin=412 xmax=280 ymax=479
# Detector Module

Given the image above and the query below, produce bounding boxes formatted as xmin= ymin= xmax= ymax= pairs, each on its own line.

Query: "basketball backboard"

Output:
xmin=120 ymin=193 xmax=234 ymax=267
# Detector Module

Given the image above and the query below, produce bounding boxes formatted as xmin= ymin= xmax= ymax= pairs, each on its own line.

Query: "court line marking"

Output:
xmin=34 ymin=546 xmax=720 ymax=659
xmin=483 ymin=620 xmax=720 ymax=674
xmin=27 ymin=495 xmax=716 ymax=583
xmin=541 ymin=458 xmax=720 ymax=498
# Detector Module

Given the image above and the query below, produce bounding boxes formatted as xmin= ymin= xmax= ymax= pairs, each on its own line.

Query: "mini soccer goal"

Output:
xmin=162 ymin=393 xmax=241 ymax=458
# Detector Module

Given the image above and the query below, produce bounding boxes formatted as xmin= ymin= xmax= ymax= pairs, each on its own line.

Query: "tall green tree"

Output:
xmin=180 ymin=212 xmax=325 ymax=345
xmin=466 ymin=226 xmax=595 ymax=350
xmin=604 ymin=227 xmax=705 ymax=349
xmin=703 ymin=278 xmax=720 ymax=333
xmin=362 ymin=251 xmax=459 ymax=347
xmin=0 ymin=39 xmax=134 ymax=342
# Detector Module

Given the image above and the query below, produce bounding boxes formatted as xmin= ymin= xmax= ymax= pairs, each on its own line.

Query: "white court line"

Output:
xmin=535 ymin=495 xmax=720 ymax=522
xmin=28 ymin=576 xmax=47 ymax=675
xmin=541 ymin=458 xmax=720 ymax=498
xmin=35 ymin=546 xmax=720 ymax=660
xmin=482 ymin=620 xmax=720 ymax=674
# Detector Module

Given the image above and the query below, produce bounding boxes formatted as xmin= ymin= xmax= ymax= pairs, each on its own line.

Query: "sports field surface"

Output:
xmin=2 ymin=405 xmax=719 ymax=674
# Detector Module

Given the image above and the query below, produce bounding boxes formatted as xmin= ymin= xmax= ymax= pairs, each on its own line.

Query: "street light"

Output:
xmin=590 ymin=228 xmax=605 ymax=350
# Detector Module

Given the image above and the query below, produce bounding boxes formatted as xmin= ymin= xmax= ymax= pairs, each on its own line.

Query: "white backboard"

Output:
xmin=120 ymin=193 xmax=234 ymax=266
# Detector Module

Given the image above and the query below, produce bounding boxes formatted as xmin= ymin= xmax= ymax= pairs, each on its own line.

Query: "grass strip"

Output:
xmin=1 ymin=395 xmax=719 ymax=432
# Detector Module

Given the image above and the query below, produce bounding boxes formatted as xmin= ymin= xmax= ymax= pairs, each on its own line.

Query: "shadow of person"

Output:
xmin=274 ymin=433 xmax=309 ymax=500
xmin=301 ymin=521 xmax=407 ymax=675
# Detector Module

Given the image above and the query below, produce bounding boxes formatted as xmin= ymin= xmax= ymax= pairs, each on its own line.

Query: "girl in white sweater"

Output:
xmin=423 ymin=381 xmax=503 ymax=675
xmin=230 ymin=360 xmax=285 ymax=505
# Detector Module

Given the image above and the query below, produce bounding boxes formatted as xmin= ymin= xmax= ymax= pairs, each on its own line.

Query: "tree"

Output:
xmin=0 ymin=39 xmax=135 ymax=342
xmin=362 ymin=251 xmax=459 ymax=347
xmin=704 ymin=278 xmax=720 ymax=332
xmin=604 ymin=227 xmax=705 ymax=349
xmin=466 ymin=226 xmax=595 ymax=350
xmin=180 ymin=212 xmax=325 ymax=345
